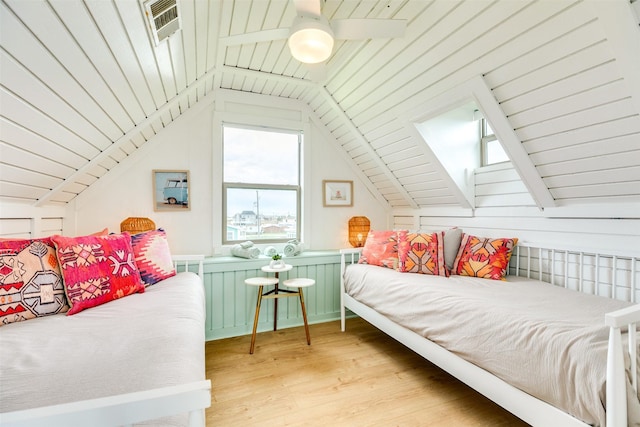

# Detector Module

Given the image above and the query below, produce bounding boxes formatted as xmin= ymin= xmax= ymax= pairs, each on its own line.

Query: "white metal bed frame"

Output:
xmin=0 ymin=255 xmax=211 ymax=427
xmin=340 ymin=244 xmax=640 ymax=427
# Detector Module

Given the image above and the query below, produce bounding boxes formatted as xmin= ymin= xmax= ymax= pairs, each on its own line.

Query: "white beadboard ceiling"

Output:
xmin=0 ymin=0 xmax=639 ymax=214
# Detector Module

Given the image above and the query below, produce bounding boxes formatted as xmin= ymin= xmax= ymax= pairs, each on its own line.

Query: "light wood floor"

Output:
xmin=205 ymin=318 xmax=530 ymax=426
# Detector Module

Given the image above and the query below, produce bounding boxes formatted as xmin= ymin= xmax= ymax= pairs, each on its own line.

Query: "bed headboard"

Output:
xmin=172 ymin=255 xmax=204 ymax=280
xmin=340 ymin=244 xmax=639 ymax=304
xmin=509 ymin=244 xmax=639 ymax=303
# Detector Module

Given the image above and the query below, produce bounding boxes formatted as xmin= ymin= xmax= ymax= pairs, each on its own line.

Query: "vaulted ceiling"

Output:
xmin=1 ymin=0 xmax=639 ymax=213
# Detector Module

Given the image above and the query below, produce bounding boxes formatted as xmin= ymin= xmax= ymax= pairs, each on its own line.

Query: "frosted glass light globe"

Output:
xmin=288 ymin=18 xmax=334 ymax=64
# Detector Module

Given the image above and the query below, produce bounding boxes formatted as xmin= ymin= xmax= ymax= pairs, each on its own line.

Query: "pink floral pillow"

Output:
xmin=0 ymin=238 xmax=68 ymax=325
xmin=130 ymin=229 xmax=176 ymax=286
xmin=358 ymin=230 xmax=402 ymax=269
xmin=452 ymin=233 xmax=518 ymax=280
xmin=397 ymin=231 xmax=447 ymax=276
xmin=51 ymin=233 xmax=145 ymax=315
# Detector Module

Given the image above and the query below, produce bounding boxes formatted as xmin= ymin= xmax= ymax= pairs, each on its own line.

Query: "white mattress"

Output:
xmin=0 ymin=272 xmax=205 ymax=425
xmin=344 ymin=263 xmax=640 ymax=426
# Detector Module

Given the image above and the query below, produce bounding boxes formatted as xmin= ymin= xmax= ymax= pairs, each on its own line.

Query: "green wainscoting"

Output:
xmin=201 ymin=251 xmax=343 ymax=341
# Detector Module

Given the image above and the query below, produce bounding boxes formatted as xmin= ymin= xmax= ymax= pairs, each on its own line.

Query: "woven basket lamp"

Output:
xmin=348 ymin=216 xmax=370 ymax=247
xmin=120 ymin=217 xmax=156 ymax=235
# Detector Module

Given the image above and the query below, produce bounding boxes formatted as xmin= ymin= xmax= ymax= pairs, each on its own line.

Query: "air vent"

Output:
xmin=142 ymin=0 xmax=181 ymax=46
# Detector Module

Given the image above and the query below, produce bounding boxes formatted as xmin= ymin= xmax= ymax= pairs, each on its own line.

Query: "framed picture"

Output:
xmin=323 ymin=180 xmax=353 ymax=207
xmin=153 ymin=170 xmax=190 ymax=211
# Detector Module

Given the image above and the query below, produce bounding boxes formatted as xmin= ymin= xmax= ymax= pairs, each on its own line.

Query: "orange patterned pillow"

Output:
xmin=358 ymin=230 xmax=401 ymax=269
xmin=397 ymin=231 xmax=447 ymax=276
xmin=51 ymin=233 xmax=145 ymax=315
xmin=452 ymin=234 xmax=518 ymax=280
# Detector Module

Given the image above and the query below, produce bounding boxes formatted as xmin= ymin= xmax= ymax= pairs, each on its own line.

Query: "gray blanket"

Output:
xmin=0 ymin=272 xmax=206 ymax=426
xmin=344 ymin=263 xmax=640 ymax=426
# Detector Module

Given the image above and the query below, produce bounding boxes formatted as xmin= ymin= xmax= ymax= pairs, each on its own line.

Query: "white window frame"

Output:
xmin=221 ymin=123 xmax=302 ymax=245
xmin=480 ymin=118 xmax=508 ymax=166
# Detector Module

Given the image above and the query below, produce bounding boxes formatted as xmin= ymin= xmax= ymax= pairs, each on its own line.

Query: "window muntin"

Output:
xmin=481 ymin=118 xmax=509 ymax=165
xmin=222 ymin=124 xmax=301 ymax=244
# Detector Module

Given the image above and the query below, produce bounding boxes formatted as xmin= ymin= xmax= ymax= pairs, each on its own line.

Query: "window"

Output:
xmin=480 ymin=118 xmax=509 ymax=165
xmin=222 ymin=124 xmax=301 ymax=244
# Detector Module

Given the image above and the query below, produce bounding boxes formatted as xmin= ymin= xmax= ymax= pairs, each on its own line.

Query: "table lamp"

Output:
xmin=348 ymin=216 xmax=370 ymax=247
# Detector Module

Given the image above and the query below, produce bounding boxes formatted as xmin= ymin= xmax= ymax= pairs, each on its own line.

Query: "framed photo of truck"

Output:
xmin=153 ymin=170 xmax=190 ymax=211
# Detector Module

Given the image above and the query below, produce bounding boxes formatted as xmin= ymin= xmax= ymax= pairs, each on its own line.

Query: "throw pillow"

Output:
xmin=130 ymin=229 xmax=176 ymax=286
xmin=452 ymin=233 xmax=518 ymax=280
xmin=397 ymin=231 xmax=447 ymax=276
xmin=358 ymin=230 xmax=402 ymax=269
xmin=91 ymin=227 xmax=109 ymax=236
xmin=443 ymin=227 xmax=463 ymax=272
xmin=51 ymin=233 xmax=144 ymax=315
xmin=0 ymin=238 xmax=68 ymax=325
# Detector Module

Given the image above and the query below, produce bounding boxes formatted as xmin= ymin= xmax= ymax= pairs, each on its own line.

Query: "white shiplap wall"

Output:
xmin=482 ymin=1 xmax=640 ymax=206
xmin=475 ymin=162 xmax=536 ymax=208
xmin=0 ymin=0 xmax=217 ymax=205
xmin=393 ymin=212 xmax=640 ymax=260
xmin=1 ymin=0 xmax=638 ymax=236
xmin=254 ymin=0 xmax=640 ymax=213
xmin=0 ymin=202 xmax=66 ymax=239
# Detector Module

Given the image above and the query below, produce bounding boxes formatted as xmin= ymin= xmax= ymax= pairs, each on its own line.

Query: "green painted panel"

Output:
xmin=202 ymin=251 xmax=343 ymax=341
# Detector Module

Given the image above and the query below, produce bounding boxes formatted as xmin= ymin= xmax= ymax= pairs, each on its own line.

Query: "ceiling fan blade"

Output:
xmin=293 ymin=0 xmax=322 ymax=18
xmin=220 ymin=28 xmax=290 ymax=46
xmin=331 ymin=19 xmax=407 ymax=40
xmin=305 ymin=62 xmax=327 ymax=82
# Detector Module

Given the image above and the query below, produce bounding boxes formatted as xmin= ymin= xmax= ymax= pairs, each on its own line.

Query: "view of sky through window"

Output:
xmin=224 ymin=126 xmax=299 ymax=185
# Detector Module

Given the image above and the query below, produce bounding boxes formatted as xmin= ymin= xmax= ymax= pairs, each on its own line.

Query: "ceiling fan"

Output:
xmin=221 ymin=0 xmax=406 ymax=80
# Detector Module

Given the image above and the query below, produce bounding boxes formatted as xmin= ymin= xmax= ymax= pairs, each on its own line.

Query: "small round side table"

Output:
xmin=261 ymin=263 xmax=293 ymax=331
xmin=244 ymin=276 xmax=279 ymax=354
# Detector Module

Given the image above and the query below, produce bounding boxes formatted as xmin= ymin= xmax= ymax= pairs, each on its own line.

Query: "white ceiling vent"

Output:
xmin=142 ymin=0 xmax=181 ymax=46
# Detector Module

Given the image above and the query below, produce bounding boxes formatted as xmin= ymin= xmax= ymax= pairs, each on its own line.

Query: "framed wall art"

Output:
xmin=153 ymin=170 xmax=190 ymax=211
xmin=323 ymin=180 xmax=353 ymax=207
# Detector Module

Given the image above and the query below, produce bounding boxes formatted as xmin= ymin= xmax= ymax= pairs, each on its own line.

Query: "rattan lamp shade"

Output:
xmin=120 ymin=217 xmax=156 ymax=235
xmin=348 ymin=216 xmax=370 ymax=248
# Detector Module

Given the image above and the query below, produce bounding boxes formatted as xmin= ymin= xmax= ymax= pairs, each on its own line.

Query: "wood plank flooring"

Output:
xmin=205 ymin=318 xmax=530 ymax=426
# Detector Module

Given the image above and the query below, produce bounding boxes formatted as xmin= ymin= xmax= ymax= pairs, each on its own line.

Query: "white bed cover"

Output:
xmin=344 ymin=263 xmax=640 ymax=426
xmin=0 ymin=272 xmax=205 ymax=426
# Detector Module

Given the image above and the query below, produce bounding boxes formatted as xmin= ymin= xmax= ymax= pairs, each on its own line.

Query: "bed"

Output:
xmin=340 ymin=243 xmax=640 ymax=427
xmin=0 ymin=255 xmax=210 ymax=427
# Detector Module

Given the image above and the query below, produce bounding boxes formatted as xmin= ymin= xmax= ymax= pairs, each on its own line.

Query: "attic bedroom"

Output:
xmin=1 ymin=0 xmax=639 ymax=426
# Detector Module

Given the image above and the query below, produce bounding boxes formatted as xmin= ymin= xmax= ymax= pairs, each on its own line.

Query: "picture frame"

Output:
xmin=153 ymin=170 xmax=190 ymax=211
xmin=323 ymin=180 xmax=353 ymax=207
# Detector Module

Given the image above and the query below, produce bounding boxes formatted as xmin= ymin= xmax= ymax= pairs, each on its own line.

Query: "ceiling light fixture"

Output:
xmin=288 ymin=16 xmax=334 ymax=64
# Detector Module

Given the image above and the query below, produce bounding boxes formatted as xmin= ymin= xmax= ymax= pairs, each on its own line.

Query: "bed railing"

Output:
xmin=510 ymin=244 xmax=639 ymax=303
xmin=510 ymin=244 xmax=640 ymax=425
xmin=0 ymin=380 xmax=212 ymax=427
xmin=0 ymin=256 xmax=210 ymax=427
xmin=340 ymin=243 xmax=640 ymax=427
xmin=606 ymin=305 xmax=638 ymax=427
xmin=340 ymin=248 xmax=362 ymax=331
xmin=173 ymin=254 xmax=205 ymax=279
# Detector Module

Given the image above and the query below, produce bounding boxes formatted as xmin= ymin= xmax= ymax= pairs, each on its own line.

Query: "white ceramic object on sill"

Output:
xmin=269 ymin=259 xmax=285 ymax=269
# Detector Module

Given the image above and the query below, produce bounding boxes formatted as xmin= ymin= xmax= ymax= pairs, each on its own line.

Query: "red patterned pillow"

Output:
xmin=358 ymin=230 xmax=401 ymax=269
xmin=397 ymin=231 xmax=447 ymax=276
xmin=51 ymin=233 xmax=144 ymax=315
xmin=130 ymin=229 xmax=176 ymax=287
xmin=0 ymin=238 xmax=68 ymax=325
xmin=452 ymin=234 xmax=518 ymax=280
